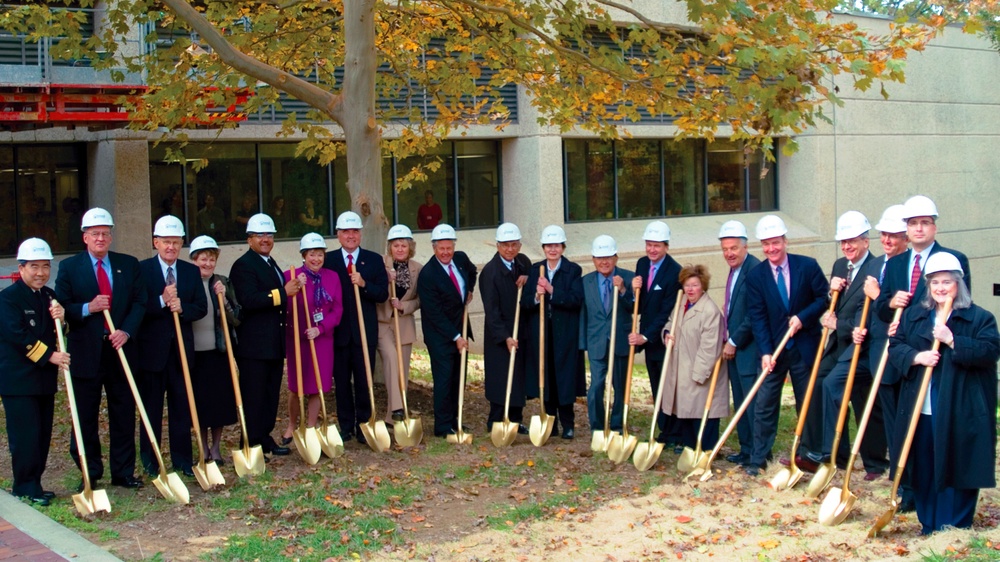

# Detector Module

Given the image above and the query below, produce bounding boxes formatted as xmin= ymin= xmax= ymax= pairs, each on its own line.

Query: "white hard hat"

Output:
xmin=431 ymin=223 xmax=457 ymax=241
xmin=755 ymin=215 xmax=788 ymax=240
xmin=874 ymin=204 xmax=907 ymax=234
xmin=299 ymin=232 xmax=327 ymax=252
xmin=901 ymin=195 xmax=938 ymax=220
xmin=495 ymin=222 xmax=522 ymax=242
xmin=16 ymin=238 xmax=53 ymax=261
xmin=387 ymin=224 xmax=413 ymax=241
xmin=834 ymin=211 xmax=871 ymax=241
xmin=80 ymin=207 xmax=114 ymax=231
xmin=188 ymin=235 xmax=219 ymax=257
xmin=718 ymin=220 xmax=748 ymax=239
xmin=153 ymin=215 xmax=185 ymax=237
xmin=335 ymin=211 xmax=363 ymax=230
xmin=591 ymin=235 xmax=617 ymax=258
xmin=642 ymin=221 xmax=670 ymax=243
xmin=540 ymin=225 xmax=567 ymax=245
xmin=923 ymin=252 xmax=963 ymax=278
xmin=246 ymin=213 xmax=277 ymax=234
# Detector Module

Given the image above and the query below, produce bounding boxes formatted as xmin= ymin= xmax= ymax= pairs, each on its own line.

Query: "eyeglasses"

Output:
xmin=85 ymin=231 xmax=112 ymax=239
xmin=251 ymin=233 xmax=275 ymax=239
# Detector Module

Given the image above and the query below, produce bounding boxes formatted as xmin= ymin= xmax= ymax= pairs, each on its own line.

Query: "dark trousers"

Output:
xmin=880 ymin=381 xmax=915 ymax=504
xmin=587 ymin=353 xmax=625 ymax=431
xmin=544 ymin=401 xmax=575 ymax=431
xmin=800 ymin=361 xmax=827 ymax=459
xmin=727 ymin=359 xmax=756 ymax=456
xmin=676 ymin=417 xmax=720 ymax=451
xmin=70 ymin=342 xmax=137 ymax=481
xmin=429 ymin=347 xmax=461 ymax=435
xmin=487 ymin=402 xmax=523 ymax=430
xmin=814 ymin=361 xmax=889 ymax=472
xmin=912 ymin=415 xmax=979 ymax=534
xmin=237 ymin=356 xmax=283 ymax=451
xmin=647 ymin=357 xmax=673 ymax=440
xmin=751 ymin=346 xmax=810 ymax=466
xmin=2 ymin=394 xmax=54 ymax=497
xmin=334 ymin=342 xmax=373 ymax=436
xmin=139 ymin=350 xmax=192 ymax=473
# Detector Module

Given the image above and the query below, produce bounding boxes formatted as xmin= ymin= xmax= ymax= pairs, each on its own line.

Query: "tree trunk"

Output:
xmin=342 ymin=0 xmax=388 ymax=247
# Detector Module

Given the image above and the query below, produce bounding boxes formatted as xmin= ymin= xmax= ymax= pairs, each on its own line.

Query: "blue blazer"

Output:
xmin=417 ymin=252 xmax=478 ymax=356
xmin=55 ymin=250 xmax=146 ymax=379
xmin=726 ymin=253 xmax=762 ymax=376
xmin=746 ymin=253 xmax=829 ymax=364
xmin=634 ymin=254 xmax=682 ymax=362
xmin=136 ymin=257 xmax=207 ymax=372
xmin=579 ymin=267 xmax=635 ymax=361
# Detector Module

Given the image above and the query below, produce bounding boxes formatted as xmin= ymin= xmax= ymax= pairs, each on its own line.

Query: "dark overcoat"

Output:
xmin=479 ymin=252 xmax=532 ymax=406
xmin=0 ymin=281 xmax=58 ymax=396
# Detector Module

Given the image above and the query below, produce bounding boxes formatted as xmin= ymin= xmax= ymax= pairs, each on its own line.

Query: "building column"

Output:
xmin=87 ymin=137 xmax=152 ymax=259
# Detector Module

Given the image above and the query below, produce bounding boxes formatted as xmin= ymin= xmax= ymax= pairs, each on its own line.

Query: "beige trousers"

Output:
xmin=377 ymin=322 xmax=411 ymax=423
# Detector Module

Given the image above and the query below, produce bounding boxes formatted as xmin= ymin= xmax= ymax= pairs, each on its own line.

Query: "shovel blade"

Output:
xmin=632 ymin=442 xmax=664 ymax=472
xmin=72 ymin=490 xmax=108 ymax=516
xmin=204 ymin=460 xmax=226 ymax=487
xmin=90 ymin=488 xmax=111 ymax=514
xmin=393 ymin=418 xmax=423 ymax=447
xmin=490 ymin=421 xmax=518 ymax=448
xmin=193 ymin=464 xmax=214 ymax=491
xmin=590 ymin=430 xmax=611 ymax=453
xmin=232 ymin=446 xmax=265 ymax=478
xmin=818 ymin=485 xmax=855 ymax=526
xmin=867 ymin=504 xmax=898 ymax=538
xmin=446 ymin=430 xmax=474 ymax=445
xmin=319 ymin=426 xmax=345 ymax=458
xmin=607 ymin=433 xmax=638 ymax=464
xmin=806 ymin=463 xmax=836 ymax=498
xmin=361 ymin=420 xmax=392 ymax=452
xmin=528 ymin=414 xmax=554 ymax=447
xmin=294 ymin=428 xmax=323 ymax=464
xmin=677 ymin=446 xmax=698 ymax=473
xmin=153 ymin=473 xmax=190 ymax=504
xmin=768 ymin=466 xmax=802 ymax=491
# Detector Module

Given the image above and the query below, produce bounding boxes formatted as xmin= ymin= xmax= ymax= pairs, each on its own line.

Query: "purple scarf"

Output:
xmin=304 ymin=268 xmax=332 ymax=308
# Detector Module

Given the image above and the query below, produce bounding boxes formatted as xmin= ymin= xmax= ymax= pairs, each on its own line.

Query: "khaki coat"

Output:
xmin=660 ymin=294 xmax=728 ymax=419
xmin=376 ymin=259 xmax=422 ymax=344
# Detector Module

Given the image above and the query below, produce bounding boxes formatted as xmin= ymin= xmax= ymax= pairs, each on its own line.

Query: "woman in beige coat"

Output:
xmin=662 ymin=264 xmax=728 ymax=454
xmin=376 ymin=225 xmax=422 ymax=424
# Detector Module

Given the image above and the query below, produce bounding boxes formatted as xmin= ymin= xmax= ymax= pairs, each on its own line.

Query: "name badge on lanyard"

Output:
xmin=313 ymin=311 xmax=324 ymax=324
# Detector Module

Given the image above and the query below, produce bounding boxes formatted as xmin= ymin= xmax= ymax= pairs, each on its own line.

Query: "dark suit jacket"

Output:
xmin=55 ymin=250 xmax=146 ymax=378
xmin=0 ymin=281 xmax=58 ymax=396
xmin=726 ymin=253 xmax=762 ymax=376
xmin=875 ymin=242 xmax=971 ymax=324
xmin=136 ymin=257 xmax=207 ymax=372
xmin=857 ymin=254 xmax=894 ymax=381
xmin=819 ymin=252 xmax=877 ymax=372
xmin=479 ymin=252 xmax=531 ymax=406
xmin=746 ymin=253 xmax=829 ymax=364
xmin=579 ymin=267 xmax=636 ymax=361
xmin=229 ymin=250 xmax=287 ymax=361
xmin=323 ymin=247 xmax=389 ymax=350
xmin=634 ymin=254 xmax=682 ymax=362
xmin=418 ymin=252 xmax=478 ymax=356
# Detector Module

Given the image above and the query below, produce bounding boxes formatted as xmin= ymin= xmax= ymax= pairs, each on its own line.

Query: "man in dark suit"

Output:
xmin=0 ymin=239 xmax=67 ymax=505
xmin=418 ymin=224 xmax=478 ymax=437
xmin=479 ymin=223 xmax=531 ymax=433
xmin=745 ymin=215 xmax=829 ymax=475
xmin=628 ymin=221 xmax=682 ymax=445
xmin=323 ymin=211 xmax=389 ymax=442
xmin=803 ymin=211 xmax=888 ymax=477
xmin=55 ymin=208 xmax=146 ymax=489
xmin=229 ymin=213 xmax=300 ymax=457
xmin=717 ymin=221 xmax=762 ymax=467
xmin=580 ymin=235 xmax=634 ymax=432
xmin=136 ymin=216 xmax=207 ymax=477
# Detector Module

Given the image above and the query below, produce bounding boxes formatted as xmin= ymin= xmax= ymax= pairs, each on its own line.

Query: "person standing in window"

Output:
xmin=417 ymin=190 xmax=442 ymax=230
xmin=270 ymin=196 xmax=289 ymax=238
xmin=296 ymin=197 xmax=325 ymax=237
xmin=196 ymin=194 xmax=225 ymax=239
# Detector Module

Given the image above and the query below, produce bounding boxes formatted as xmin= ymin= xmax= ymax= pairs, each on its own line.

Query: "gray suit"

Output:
xmin=723 ymin=253 xmax=761 ymax=459
xmin=579 ymin=267 xmax=635 ymax=431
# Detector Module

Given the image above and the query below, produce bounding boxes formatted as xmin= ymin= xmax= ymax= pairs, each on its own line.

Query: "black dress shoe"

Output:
xmin=270 ymin=445 xmax=291 ymax=456
xmin=19 ymin=495 xmax=50 ymax=506
xmin=517 ymin=424 xmax=529 ymax=435
xmin=41 ymin=490 xmax=56 ymax=500
xmin=111 ymin=475 xmax=144 ymax=489
xmin=745 ymin=465 xmax=761 ymax=477
xmin=726 ymin=453 xmax=749 ymax=465
xmin=561 ymin=428 xmax=574 ymax=440
xmin=280 ymin=436 xmax=293 ymax=446
xmin=356 ymin=432 xmax=366 ymax=444
xmin=180 ymin=467 xmax=196 ymax=478
xmin=391 ymin=409 xmax=405 ymax=422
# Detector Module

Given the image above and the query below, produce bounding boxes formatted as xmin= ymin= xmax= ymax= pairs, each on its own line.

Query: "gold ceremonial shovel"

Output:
xmin=216 ymin=292 xmax=265 ymax=477
xmin=590 ymin=284 xmax=620 ymax=453
xmin=633 ymin=290 xmax=683 ymax=472
xmin=389 ymin=283 xmax=423 ymax=447
xmin=677 ymin=353 xmax=724 ymax=474
xmin=354 ymin=284 xmax=391 ymax=452
xmin=491 ymin=285 xmax=523 ymax=447
xmin=300 ymin=283 xmax=344 ymax=458
xmin=606 ymin=288 xmax=642 ymax=464
xmin=290 ymin=287 xmax=322 ymax=465
xmin=447 ymin=307 xmax=474 ymax=445
xmin=529 ymin=266 xmax=555 ymax=447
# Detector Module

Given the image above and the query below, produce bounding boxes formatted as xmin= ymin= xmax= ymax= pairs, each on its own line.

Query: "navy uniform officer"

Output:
xmin=0 ymin=239 xmax=68 ymax=505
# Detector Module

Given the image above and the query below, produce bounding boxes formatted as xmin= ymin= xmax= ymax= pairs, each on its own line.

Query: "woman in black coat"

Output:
xmin=888 ymin=252 xmax=999 ymax=534
xmin=521 ymin=226 xmax=586 ymax=439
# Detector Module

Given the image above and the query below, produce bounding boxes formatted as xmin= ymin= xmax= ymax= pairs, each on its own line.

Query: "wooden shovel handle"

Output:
xmin=537 ymin=265 xmax=546 ymax=396
xmin=291 ymin=267 xmax=308 ymax=425
xmin=602 ymin=281 xmax=620 ymax=427
xmin=53 ymin=307 xmax=94 ymax=493
xmin=173 ymin=310 xmax=208 ymax=462
xmin=832 ymin=297 xmax=871 ymax=437
xmin=301 ymin=277 xmax=331 ymax=424
xmin=622 ymin=288 xmax=642 ymax=405
xmin=389 ymin=283 xmax=411 ymax=416
xmin=353 ymin=283 xmax=378 ymax=420
xmin=216 ymin=291 xmax=253 ymax=447
xmin=694 ymin=352 xmax=725 ymax=448
xmin=793 ymin=290 xmax=840 ymax=436
xmin=648 ymin=290 xmax=684 ymax=441
xmin=502 ymin=286 xmax=524 ymax=420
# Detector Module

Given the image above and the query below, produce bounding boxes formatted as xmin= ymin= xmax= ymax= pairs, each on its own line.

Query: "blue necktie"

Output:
xmin=776 ymin=266 xmax=790 ymax=310
xmin=602 ymin=278 xmax=611 ymax=313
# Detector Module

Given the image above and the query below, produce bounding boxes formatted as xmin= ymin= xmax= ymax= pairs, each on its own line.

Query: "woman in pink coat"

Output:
xmin=282 ymin=233 xmax=342 ymax=444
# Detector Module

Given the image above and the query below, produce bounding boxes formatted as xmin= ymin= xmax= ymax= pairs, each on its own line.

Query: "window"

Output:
xmin=564 ymin=138 xmax=773 ymax=222
xmin=260 ymin=143 xmax=329 ymax=239
xmin=0 ymin=144 xmax=87 ymax=257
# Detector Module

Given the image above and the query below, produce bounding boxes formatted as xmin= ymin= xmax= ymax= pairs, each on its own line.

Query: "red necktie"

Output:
xmin=449 ymin=264 xmax=462 ymax=298
xmin=97 ymin=259 xmax=112 ymax=330
xmin=347 ymin=254 xmax=354 ymax=275
xmin=909 ymin=254 xmax=921 ymax=294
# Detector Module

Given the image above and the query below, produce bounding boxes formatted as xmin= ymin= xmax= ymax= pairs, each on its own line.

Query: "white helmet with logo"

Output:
xmin=591 ymin=235 xmax=617 ymax=258
xmin=642 ymin=221 xmax=670 ymax=243
xmin=540 ymin=225 xmax=567 ymax=245
xmin=901 ymin=195 xmax=938 ymax=220
xmin=17 ymin=238 xmax=53 ymax=261
xmin=335 ymin=211 xmax=363 ymax=230
xmin=923 ymin=252 xmax=963 ymax=278
xmin=188 ymin=235 xmax=219 ymax=257
xmin=755 ymin=215 xmax=788 ymax=240
xmin=431 ymin=224 xmax=457 ymax=241
xmin=874 ymin=204 xmax=907 ymax=234
xmin=299 ymin=232 xmax=327 ymax=252
xmin=718 ymin=220 xmax=748 ymax=239
xmin=246 ymin=213 xmax=277 ymax=234
xmin=387 ymin=224 xmax=413 ymax=241
xmin=834 ymin=211 xmax=870 ymax=241
xmin=495 ymin=222 xmax=522 ymax=242
xmin=153 ymin=215 xmax=185 ymax=237
xmin=80 ymin=207 xmax=114 ymax=231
